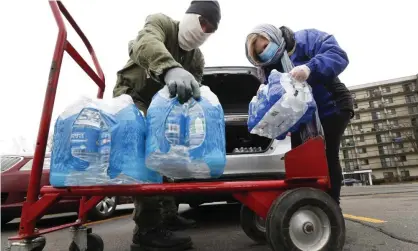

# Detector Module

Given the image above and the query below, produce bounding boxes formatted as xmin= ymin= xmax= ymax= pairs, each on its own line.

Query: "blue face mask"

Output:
xmin=258 ymin=42 xmax=279 ymax=62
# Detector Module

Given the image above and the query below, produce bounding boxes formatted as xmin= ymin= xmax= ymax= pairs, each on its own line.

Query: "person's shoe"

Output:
xmin=131 ymin=227 xmax=192 ymax=251
xmin=164 ymin=215 xmax=197 ymax=231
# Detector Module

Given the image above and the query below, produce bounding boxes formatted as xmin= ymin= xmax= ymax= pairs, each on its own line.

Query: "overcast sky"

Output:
xmin=0 ymin=0 xmax=417 ymax=154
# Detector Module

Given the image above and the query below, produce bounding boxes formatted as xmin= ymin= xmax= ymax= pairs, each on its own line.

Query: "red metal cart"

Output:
xmin=7 ymin=1 xmax=346 ymax=250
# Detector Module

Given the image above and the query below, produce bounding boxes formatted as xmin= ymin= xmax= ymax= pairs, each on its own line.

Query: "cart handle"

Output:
xmin=51 ymin=0 xmax=105 ymax=93
xmin=25 ymin=0 xmax=105 ymax=205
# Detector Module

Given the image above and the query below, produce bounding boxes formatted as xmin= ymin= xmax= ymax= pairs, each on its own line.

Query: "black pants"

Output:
xmin=291 ymin=111 xmax=351 ymax=205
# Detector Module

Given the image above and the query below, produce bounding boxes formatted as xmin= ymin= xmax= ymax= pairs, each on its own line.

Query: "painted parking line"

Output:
xmin=84 ymin=213 xmax=386 ymax=228
xmin=343 ymin=214 xmax=387 ymax=224
xmin=84 ymin=214 xmax=131 ymax=226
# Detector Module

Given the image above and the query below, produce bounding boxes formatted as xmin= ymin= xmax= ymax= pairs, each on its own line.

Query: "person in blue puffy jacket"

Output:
xmin=245 ymin=24 xmax=354 ymax=206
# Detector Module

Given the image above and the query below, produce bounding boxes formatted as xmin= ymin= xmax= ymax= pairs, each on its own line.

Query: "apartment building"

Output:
xmin=340 ymin=74 xmax=418 ymax=184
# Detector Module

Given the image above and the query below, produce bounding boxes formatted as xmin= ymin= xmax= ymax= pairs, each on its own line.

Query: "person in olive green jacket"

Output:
xmin=113 ymin=1 xmax=221 ymax=250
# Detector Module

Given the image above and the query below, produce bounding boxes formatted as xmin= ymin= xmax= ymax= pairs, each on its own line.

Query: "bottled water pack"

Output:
xmin=145 ymin=86 xmax=226 ymax=179
xmin=50 ymin=95 xmax=162 ymax=187
xmin=248 ymin=70 xmax=322 ymax=140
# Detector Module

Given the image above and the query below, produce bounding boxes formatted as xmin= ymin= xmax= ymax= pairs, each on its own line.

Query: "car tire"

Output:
xmin=240 ymin=205 xmax=267 ymax=244
xmin=88 ymin=196 xmax=118 ymax=221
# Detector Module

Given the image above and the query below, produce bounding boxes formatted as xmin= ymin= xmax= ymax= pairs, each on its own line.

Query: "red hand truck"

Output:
xmin=7 ymin=1 xmax=346 ymax=250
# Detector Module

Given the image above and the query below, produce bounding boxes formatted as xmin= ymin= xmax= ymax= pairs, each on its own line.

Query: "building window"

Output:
xmin=344 ymin=127 xmax=353 ymax=135
xmin=377 ymin=134 xmax=383 ymax=143
xmin=394 ymin=143 xmax=404 ymax=149
xmin=401 ymin=170 xmax=410 ymax=178
xmin=367 ymin=89 xmax=381 ymax=98
xmin=371 ymin=111 xmax=384 ymax=120
xmin=344 ymin=160 xmax=356 ymax=169
xmin=412 ymin=118 xmax=417 ymax=127
xmin=405 ymin=94 xmax=418 ymax=103
xmin=382 ymin=86 xmax=391 ymax=93
xmin=403 ymin=83 xmax=416 ymax=92
xmin=387 ymin=108 xmax=396 ymax=115
xmin=356 ymin=135 xmax=365 ymax=142
xmin=398 ymin=155 xmax=407 ymax=162
xmin=355 ymin=113 xmax=360 ymax=120
xmin=356 ymin=124 xmax=362 ymax=131
xmin=383 ymin=171 xmax=394 ymax=178
xmin=376 ymin=133 xmax=389 ymax=143
xmin=374 ymin=122 xmax=384 ymax=130
xmin=369 ymin=100 xmax=380 ymax=108
xmin=389 ymin=120 xmax=399 ymax=127
xmin=357 ymin=148 xmax=367 ymax=154
xmin=384 ymin=97 xmax=393 ymax=104
xmin=354 ymin=103 xmax=358 ymax=109
xmin=360 ymin=159 xmax=369 ymax=165
xmin=343 ymin=150 xmax=349 ymax=159
xmin=351 ymin=93 xmax=356 ymax=99
xmin=408 ymin=106 xmax=418 ymax=114
xmin=343 ymin=138 xmax=355 ymax=147
xmin=343 ymin=149 xmax=356 ymax=159
xmin=394 ymin=132 xmax=401 ymax=138
xmin=379 ymin=145 xmax=392 ymax=155
xmin=381 ymin=157 xmax=395 ymax=168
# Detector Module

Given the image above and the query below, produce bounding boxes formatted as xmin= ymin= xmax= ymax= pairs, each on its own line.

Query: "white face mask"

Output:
xmin=178 ymin=14 xmax=212 ymax=51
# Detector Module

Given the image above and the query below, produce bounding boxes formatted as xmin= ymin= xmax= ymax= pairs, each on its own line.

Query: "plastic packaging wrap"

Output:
xmin=248 ymin=70 xmax=323 ymax=141
xmin=50 ymin=95 xmax=162 ymax=187
xmin=145 ymin=86 xmax=226 ymax=179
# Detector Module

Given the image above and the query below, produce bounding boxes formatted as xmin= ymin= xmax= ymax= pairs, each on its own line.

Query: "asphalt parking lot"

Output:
xmin=2 ymin=183 xmax=418 ymax=251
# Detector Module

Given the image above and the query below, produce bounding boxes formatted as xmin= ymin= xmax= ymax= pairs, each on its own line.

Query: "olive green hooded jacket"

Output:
xmin=113 ymin=13 xmax=205 ymax=112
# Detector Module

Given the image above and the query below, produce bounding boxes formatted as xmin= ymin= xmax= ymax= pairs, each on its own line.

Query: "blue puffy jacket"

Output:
xmin=264 ymin=29 xmax=353 ymax=119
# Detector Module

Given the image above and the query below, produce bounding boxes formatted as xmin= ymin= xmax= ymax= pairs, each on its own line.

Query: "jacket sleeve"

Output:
xmin=129 ymin=13 xmax=182 ymax=83
xmin=303 ymin=29 xmax=349 ymax=79
xmin=190 ymin=49 xmax=205 ymax=84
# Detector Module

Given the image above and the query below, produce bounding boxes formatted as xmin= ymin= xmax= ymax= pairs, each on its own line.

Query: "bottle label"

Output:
xmin=70 ymin=108 xmax=102 ymax=167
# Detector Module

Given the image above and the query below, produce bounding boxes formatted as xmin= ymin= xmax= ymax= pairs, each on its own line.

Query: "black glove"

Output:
xmin=164 ymin=67 xmax=201 ymax=104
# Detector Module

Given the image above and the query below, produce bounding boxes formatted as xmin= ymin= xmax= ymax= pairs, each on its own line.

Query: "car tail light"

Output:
xmin=1 ymin=193 xmax=8 ymax=203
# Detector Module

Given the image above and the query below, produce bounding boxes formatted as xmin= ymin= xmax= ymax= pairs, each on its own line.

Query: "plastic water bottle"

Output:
xmin=70 ymin=108 xmax=101 ymax=170
xmin=99 ymin=125 xmax=111 ymax=173
xmin=188 ymin=102 xmax=206 ymax=148
xmin=146 ymin=86 xmax=226 ymax=180
xmin=165 ymin=104 xmax=182 ymax=145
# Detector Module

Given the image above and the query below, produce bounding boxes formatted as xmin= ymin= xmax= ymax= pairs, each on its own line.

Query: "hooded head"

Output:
xmin=178 ymin=0 xmax=221 ymax=51
xmin=245 ymin=24 xmax=296 ymax=81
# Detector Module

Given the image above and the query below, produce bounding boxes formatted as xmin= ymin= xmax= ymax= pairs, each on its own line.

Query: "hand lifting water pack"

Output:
xmin=50 ymin=95 xmax=162 ymax=187
xmin=247 ymin=70 xmax=322 ymax=141
xmin=145 ymin=86 xmax=226 ymax=179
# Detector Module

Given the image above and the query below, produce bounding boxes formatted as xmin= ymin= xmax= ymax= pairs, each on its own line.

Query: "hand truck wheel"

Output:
xmin=266 ymin=187 xmax=345 ymax=251
xmin=240 ymin=204 xmax=267 ymax=244
xmin=69 ymin=233 xmax=104 ymax=251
